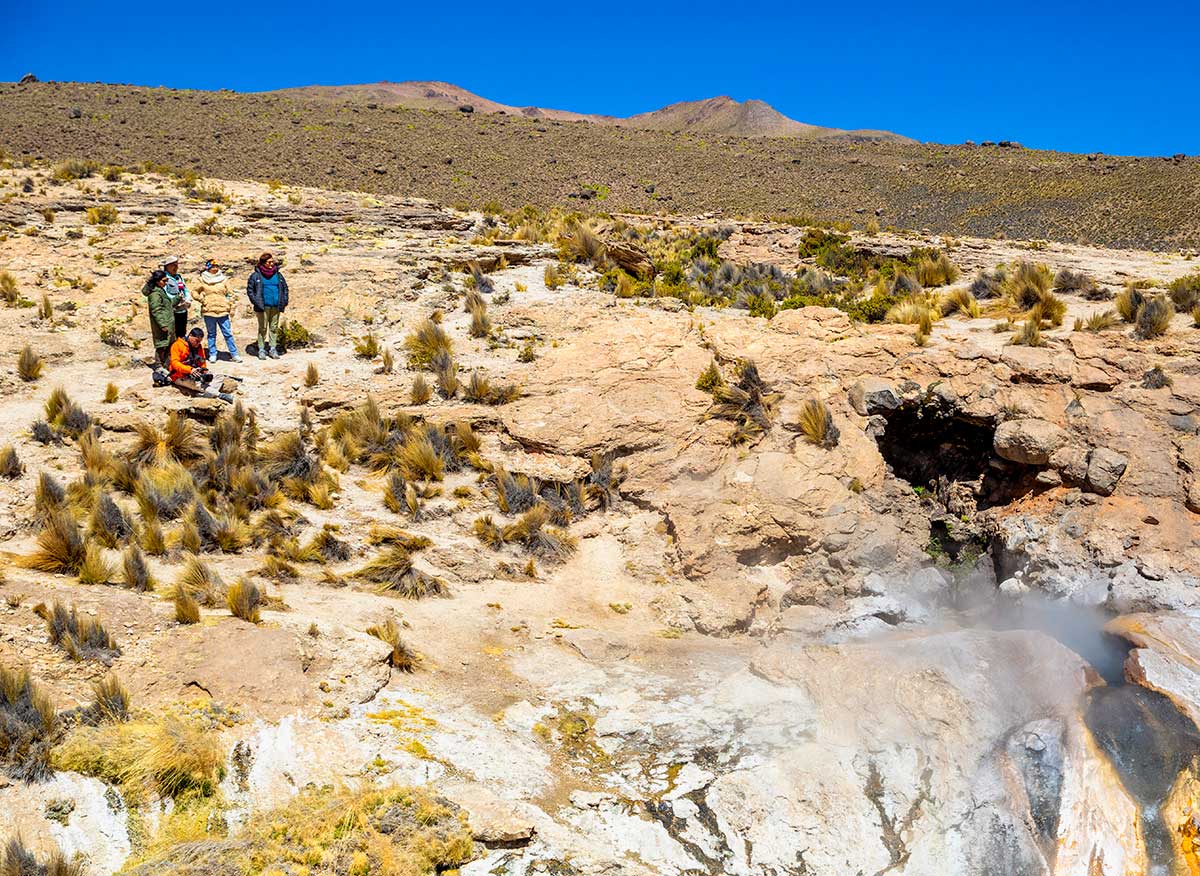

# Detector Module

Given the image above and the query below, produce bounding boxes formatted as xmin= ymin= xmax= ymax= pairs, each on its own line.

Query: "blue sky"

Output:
xmin=3 ymin=0 xmax=1197 ymax=156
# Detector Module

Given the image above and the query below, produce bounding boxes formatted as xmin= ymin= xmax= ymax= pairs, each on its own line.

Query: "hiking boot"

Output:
xmin=257 ymin=348 xmax=267 ymax=361
xmin=231 ymin=354 xmax=243 ymax=363
xmin=267 ymin=348 xmax=280 ymax=359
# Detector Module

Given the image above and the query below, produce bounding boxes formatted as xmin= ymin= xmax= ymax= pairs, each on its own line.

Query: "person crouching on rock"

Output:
xmin=161 ymin=256 xmax=192 ymax=339
xmin=142 ymin=269 xmax=175 ymax=369
xmin=196 ymin=259 xmax=242 ymax=363
xmin=169 ymin=327 xmax=211 ymax=388
xmin=246 ymin=251 xmax=289 ymax=360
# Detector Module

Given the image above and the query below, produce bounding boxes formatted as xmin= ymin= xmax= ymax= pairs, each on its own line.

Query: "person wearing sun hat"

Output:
xmin=195 ymin=258 xmax=242 ymax=363
xmin=160 ymin=256 xmax=192 ymax=339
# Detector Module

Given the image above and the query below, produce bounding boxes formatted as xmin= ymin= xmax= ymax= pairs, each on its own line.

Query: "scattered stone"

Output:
xmin=848 ymin=378 xmax=900 ymax=416
xmin=1084 ymin=448 xmax=1128 ymax=496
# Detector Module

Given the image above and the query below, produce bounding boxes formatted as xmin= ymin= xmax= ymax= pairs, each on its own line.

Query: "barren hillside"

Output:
xmin=2 ymin=80 xmax=1199 ymax=250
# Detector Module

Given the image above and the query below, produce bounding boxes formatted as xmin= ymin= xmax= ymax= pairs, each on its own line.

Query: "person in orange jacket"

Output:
xmin=169 ymin=327 xmax=210 ymax=385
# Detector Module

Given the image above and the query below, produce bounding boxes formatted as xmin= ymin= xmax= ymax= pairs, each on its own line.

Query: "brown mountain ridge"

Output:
xmin=265 ymin=80 xmax=912 ymax=142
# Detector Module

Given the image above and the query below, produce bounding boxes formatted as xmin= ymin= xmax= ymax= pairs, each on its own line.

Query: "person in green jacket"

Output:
xmin=142 ymin=269 xmax=175 ymax=368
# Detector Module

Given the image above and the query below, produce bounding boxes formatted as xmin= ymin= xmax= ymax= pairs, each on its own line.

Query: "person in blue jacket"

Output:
xmin=245 ymin=251 xmax=289 ymax=360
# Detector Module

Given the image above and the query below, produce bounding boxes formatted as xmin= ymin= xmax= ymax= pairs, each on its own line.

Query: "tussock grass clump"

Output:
xmin=302 ymin=525 xmax=351 ymax=563
xmin=403 ymin=318 xmax=453 ymax=367
xmin=384 ymin=473 xmax=422 ymax=518
xmin=174 ymin=556 xmax=226 ymax=608
xmin=174 ymin=591 xmax=200 ymax=624
xmin=17 ymin=345 xmax=43 ymax=382
xmin=37 ymin=601 xmax=120 ymax=663
xmin=78 ymin=545 xmax=117 ymax=585
xmin=139 ymin=518 xmax=168 ymax=552
xmin=704 ymin=360 xmax=780 ymax=444
xmin=304 ymin=361 xmax=319 ymax=387
xmin=586 ymin=452 xmax=627 ymax=511
xmin=469 ymin=303 xmax=492 ymax=339
xmin=564 ymin=221 xmax=608 ymax=267
xmin=914 ymin=251 xmax=959 ymax=287
xmin=35 ymin=472 xmax=66 ymax=518
xmin=0 ymin=271 xmax=18 ymax=304
xmin=89 ymin=492 xmax=133 ymax=548
xmin=1135 ymin=295 xmax=1174 ymax=339
xmin=1168 ymin=271 xmax=1200 ymax=311
xmin=353 ymin=545 xmax=447 ymax=599
xmin=380 ymin=347 xmax=395 ymax=374
xmin=0 ymin=663 xmax=59 ymax=781
xmin=1115 ymin=285 xmax=1144 ymax=323
xmin=366 ymin=618 xmax=420 ymax=671
xmin=88 ymin=673 xmax=130 ymax=724
xmin=135 ymin=461 xmax=195 ymax=521
xmin=103 ymin=382 xmax=119 ymax=403
xmin=1054 ymin=268 xmax=1099 ymax=297
xmin=501 ymin=504 xmax=578 ymax=561
xmin=226 ymin=579 xmax=262 ymax=624
xmin=367 ymin=524 xmax=432 ymax=551
xmin=797 ymin=399 xmax=839 ymax=448
xmin=256 ymin=555 xmax=298 ymax=582
xmin=86 ymin=204 xmax=118 ymax=225
xmin=120 ymin=784 xmax=473 ymax=873
xmin=695 ymin=360 xmax=724 ymax=393
xmin=31 ymin=420 xmax=60 ymax=445
xmin=22 ymin=510 xmax=86 ymax=574
xmin=544 ymin=263 xmax=563 ymax=289
xmin=885 ymin=295 xmax=937 ymax=325
xmin=395 ymin=433 xmax=446 ymax=482
xmin=354 ymin=332 xmax=381 ymax=359
xmin=130 ymin=412 xmax=206 ymax=465
xmin=1002 ymin=261 xmax=1053 ymax=310
xmin=1027 ymin=292 xmax=1067 ymax=327
xmin=1010 ymin=317 xmax=1045 ymax=347
xmin=410 ymin=374 xmax=432 ymax=405
xmin=122 ymin=545 xmax=156 ymax=592
xmin=1077 ymin=309 xmax=1119 ymax=332
xmin=433 ymin=351 xmax=459 ymax=398
xmin=49 ymin=711 xmax=225 ymax=801
xmin=1 ymin=839 xmax=84 ymax=876
xmin=52 ymin=158 xmax=99 ymax=180
xmin=0 ymin=445 xmax=23 ymax=479
xmin=940 ymin=287 xmax=980 ymax=318
xmin=473 ymin=514 xmax=504 ymax=549
xmin=1143 ymin=366 xmax=1173 ymax=389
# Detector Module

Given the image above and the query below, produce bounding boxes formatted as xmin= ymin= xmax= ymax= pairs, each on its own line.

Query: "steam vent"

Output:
xmin=1 ymin=94 xmax=1200 ymax=874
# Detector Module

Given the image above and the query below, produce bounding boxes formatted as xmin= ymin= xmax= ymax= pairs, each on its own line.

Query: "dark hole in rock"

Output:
xmin=874 ymin=404 xmax=1042 ymax=511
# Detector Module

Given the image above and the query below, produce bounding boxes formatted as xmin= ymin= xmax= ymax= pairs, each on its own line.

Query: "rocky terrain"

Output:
xmin=2 ymin=79 xmax=1200 ymax=249
xmin=0 ymin=160 xmax=1199 ymax=875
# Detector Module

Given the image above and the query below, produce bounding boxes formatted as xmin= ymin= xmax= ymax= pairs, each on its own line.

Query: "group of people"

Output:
xmin=141 ymin=253 xmax=290 ymax=390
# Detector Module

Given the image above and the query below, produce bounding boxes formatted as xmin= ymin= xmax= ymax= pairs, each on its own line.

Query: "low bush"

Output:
xmin=1115 ymin=285 xmax=1144 ymax=322
xmin=1053 ymin=268 xmax=1099 ymax=297
xmin=354 ymin=333 xmax=381 ymax=359
xmin=276 ymin=318 xmax=314 ymax=350
xmin=353 ymin=545 xmax=447 ymax=599
xmin=1010 ymin=317 xmax=1045 ymax=347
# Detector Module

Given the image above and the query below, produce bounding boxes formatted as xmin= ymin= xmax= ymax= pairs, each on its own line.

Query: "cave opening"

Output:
xmin=873 ymin=403 xmax=1044 ymax=512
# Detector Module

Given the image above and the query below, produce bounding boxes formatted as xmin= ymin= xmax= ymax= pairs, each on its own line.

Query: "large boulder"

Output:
xmin=848 ymin=377 xmax=901 ymax=416
xmin=994 ymin=419 xmax=1068 ymax=465
xmin=1084 ymin=448 xmax=1128 ymax=496
xmin=605 ymin=241 xmax=656 ymax=280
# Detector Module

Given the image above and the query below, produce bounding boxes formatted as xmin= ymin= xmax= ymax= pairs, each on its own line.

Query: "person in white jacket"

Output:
xmin=195 ymin=259 xmax=242 ymax=362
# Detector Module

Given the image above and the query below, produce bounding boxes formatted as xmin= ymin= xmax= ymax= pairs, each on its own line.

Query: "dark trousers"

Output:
xmin=174 ymin=310 xmax=188 ymax=339
xmin=154 ymin=344 xmax=171 ymax=368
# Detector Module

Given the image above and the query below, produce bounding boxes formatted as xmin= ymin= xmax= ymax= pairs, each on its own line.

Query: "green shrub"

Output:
xmin=1135 ymin=295 xmax=1174 ymax=339
xmin=86 ymin=205 xmax=118 ymax=225
xmin=1168 ymin=271 xmax=1200 ymax=311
